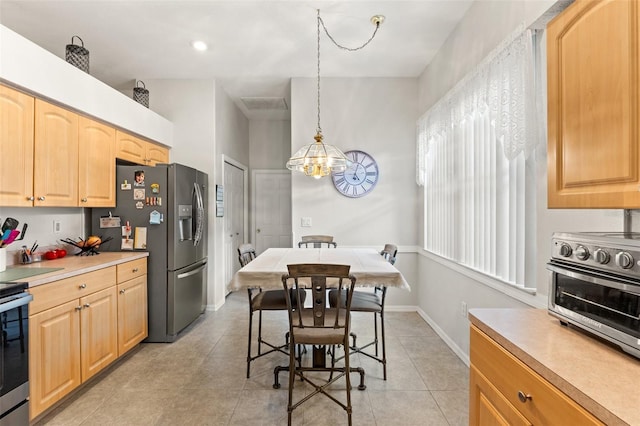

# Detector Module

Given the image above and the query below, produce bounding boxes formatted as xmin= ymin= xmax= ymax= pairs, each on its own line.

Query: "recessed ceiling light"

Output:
xmin=192 ymin=40 xmax=208 ymax=51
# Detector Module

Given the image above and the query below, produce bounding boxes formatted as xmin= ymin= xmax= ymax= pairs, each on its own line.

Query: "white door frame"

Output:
xmin=222 ymin=155 xmax=248 ymax=288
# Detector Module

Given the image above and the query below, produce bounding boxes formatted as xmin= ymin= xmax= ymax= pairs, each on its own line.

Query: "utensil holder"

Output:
xmin=65 ymin=35 xmax=90 ymax=73
xmin=0 ymin=247 xmax=6 ymax=272
xmin=133 ymin=80 xmax=149 ymax=108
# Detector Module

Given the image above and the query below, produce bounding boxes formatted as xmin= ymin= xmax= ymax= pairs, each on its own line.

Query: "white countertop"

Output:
xmin=2 ymin=252 xmax=148 ymax=287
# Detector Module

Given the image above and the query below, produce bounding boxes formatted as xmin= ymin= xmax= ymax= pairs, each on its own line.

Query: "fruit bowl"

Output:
xmin=60 ymin=236 xmax=113 ymax=256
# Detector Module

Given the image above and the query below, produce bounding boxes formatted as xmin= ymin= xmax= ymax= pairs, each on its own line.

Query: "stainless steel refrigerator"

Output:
xmin=92 ymin=163 xmax=207 ymax=342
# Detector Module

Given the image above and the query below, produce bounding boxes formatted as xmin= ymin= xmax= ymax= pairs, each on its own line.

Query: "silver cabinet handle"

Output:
xmin=37 ymin=196 xmax=45 ymax=201
xmin=81 ymin=198 xmax=88 ymax=202
xmin=75 ymin=306 xmax=82 ymax=311
xmin=27 ymin=196 xmax=34 ymax=201
xmin=120 ymin=289 xmax=126 ymax=294
xmin=83 ymin=303 xmax=91 ymax=308
xmin=132 ymin=268 xmax=139 ymax=273
xmin=517 ymin=391 xmax=531 ymax=403
xmin=79 ymin=284 xmax=87 ymax=289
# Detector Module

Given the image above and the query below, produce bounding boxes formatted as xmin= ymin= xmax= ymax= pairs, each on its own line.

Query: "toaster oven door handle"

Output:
xmin=547 ymin=263 xmax=640 ymax=296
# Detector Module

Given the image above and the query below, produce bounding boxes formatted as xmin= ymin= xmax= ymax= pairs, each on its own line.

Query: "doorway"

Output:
xmin=223 ymin=158 xmax=248 ymax=288
xmin=252 ymin=170 xmax=292 ymax=254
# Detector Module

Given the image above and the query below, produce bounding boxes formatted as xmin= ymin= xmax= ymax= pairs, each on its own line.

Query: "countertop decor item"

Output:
xmin=60 ymin=236 xmax=112 ymax=256
xmin=65 ymin=35 xmax=90 ymax=73
xmin=133 ymin=80 xmax=149 ymax=108
xmin=286 ymin=10 xmax=384 ymax=179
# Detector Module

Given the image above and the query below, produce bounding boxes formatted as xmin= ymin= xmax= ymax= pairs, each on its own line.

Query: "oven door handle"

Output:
xmin=0 ymin=293 xmax=33 ymax=314
xmin=547 ymin=263 xmax=640 ymax=295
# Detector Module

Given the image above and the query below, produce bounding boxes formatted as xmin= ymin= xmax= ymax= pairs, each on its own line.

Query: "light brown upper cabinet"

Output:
xmin=78 ymin=117 xmax=116 ymax=206
xmin=34 ymin=99 xmax=79 ymax=206
xmin=547 ymin=0 xmax=640 ymax=208
xmin=116 ymin=130 xmax=169 ymax=166
xmin=0 ymin=85 xmax=35 ymax=206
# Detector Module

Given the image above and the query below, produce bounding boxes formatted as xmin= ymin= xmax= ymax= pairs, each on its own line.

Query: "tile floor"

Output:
xmin=36 ymin=291 xmax=470 ymax=425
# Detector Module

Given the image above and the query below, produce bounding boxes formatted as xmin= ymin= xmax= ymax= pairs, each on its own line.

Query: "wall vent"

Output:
xmin=241 ymin=97 xmax=288 ymax=110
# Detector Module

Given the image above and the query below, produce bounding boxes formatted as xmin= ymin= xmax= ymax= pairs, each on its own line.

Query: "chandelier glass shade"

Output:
xmin=286 ymin=131 xmax=349 ymax=179
xmin=286 ymin=10 xmax=382 ymax=179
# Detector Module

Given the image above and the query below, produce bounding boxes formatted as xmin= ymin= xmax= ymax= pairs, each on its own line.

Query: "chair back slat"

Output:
xmin=238 ymin=243 xmax=257 ymax=267
xmin=298 ymin=235 xmax=337 ymax=248
xmin=282 ymin=263 xmax=354 ymax=335
xmin=380 ymin=243 xmax=398 ymax=265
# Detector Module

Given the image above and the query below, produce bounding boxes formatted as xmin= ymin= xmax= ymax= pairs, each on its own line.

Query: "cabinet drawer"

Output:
xmin=470 ymin=326 xmax=603 ymax=425
xmin=117 ymin=258 xmax=147 ymax=283
xmin=29 ymin=267 xmax=116 ymax=315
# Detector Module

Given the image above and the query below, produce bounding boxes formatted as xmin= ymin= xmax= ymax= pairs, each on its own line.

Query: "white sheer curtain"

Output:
xmin=417 ymin=27 xmax=539 ymax=286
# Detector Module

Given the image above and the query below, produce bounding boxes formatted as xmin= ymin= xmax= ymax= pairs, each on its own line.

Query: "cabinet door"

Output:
xmin=117 ymin=275 xmax=148 ymax=355
xmin=33 ymin=100 xmax=79 ymax=206
xmin=0 ymin=85 xmax=35 ymax=206
xmin=29 ymin=299 xmax=81 ymax=419
xmin=116 ymin=130 xmax=146 ymax=165
xmin=470 ymin=365 xmax=532 ymax=426
xmin=146 ymin=143 xmax=169 ymax=166
xmin=547 ymin=0 xmax=640 ymax=208
xmin=80 ymin=286 xmax=118 ymax=381
xmin=78 ymin=117 xmax=116 ymax=207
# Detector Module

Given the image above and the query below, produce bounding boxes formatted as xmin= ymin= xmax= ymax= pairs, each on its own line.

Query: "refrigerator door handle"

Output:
xmin=193 ymin=182 xmax=205 ymax=247
xmin=177 ymin=262 xmax=207 ymax=279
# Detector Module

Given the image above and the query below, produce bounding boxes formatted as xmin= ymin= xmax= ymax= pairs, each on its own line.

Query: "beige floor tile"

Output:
xmin=368 ymin=390 xmax=449 ymax=425
xmin=35 ymin=290 xmax=470 ymax=426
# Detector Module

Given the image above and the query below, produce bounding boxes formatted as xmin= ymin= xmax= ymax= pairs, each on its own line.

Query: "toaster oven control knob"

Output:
xmin=594 ymin=249 xmax=610 ymax=265
xmin=616 ymin=251 xmax=634 ymax=269
xmin=558 ymin=243 xmax=573 ymax=257
xmin=575 ymin=245 xmax=590 ymax=261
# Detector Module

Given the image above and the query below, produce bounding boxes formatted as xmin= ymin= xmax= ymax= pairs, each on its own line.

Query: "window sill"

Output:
xmin=417 ymin=247 xmax=547 ymax=309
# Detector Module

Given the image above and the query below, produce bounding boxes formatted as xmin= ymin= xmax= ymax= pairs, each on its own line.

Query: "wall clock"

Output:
xmin=332 ymin=150 xmax=379 ymax=198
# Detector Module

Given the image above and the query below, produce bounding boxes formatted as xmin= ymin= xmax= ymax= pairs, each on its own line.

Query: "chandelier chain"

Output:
xmin=317 ymin=9 xmax=321 ymax=134
xmin=318 ymin=15 xmax=381 ymax=52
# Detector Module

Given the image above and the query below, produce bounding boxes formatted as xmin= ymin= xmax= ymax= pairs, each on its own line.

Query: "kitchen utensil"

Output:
xmin=15 ymin=223 xmax=27 ymax=241
xmin=1 ymin=218 xmax=18 ymax=233
xmin=0 ymin=230 xmax=10 ymax=242
xmin=3 ymin=230 xmax=20 ymax=245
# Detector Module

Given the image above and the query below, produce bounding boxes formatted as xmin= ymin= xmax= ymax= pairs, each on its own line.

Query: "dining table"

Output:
xmin=228 ymin=247 xmax=411 ymax=389
xmin=228 ymin=247 xmax=411 ymax=292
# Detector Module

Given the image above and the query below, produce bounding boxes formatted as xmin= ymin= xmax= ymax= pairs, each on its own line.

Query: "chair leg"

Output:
xmin=257 ymin=310 xmax=264 ymax=355
xmin=380 ymin=310 xmax=387 ymax=380
xmin=344 ymin=341 xmax=353 ymax=426
xmin=373 ymin=312 xmax=379 ymax=357
xmin=247 ymin=308 xmax=254 ymax=378
xmin=287 ymin=339 xmax=296 ymax=425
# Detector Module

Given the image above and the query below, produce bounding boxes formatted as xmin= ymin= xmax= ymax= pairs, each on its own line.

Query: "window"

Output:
xmin=416 ymin=28 xmax=542 ymax=288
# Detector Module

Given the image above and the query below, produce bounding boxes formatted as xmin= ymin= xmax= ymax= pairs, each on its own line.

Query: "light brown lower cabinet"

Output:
xmin=29 ymin=259 xmax=147 ymax=420
xmin=469 ymin=325 xmax=603 ymax=425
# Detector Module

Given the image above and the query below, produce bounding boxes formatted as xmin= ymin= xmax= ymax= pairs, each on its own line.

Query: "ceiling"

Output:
xmin=0 ymin=0 xmax=474 ymax=119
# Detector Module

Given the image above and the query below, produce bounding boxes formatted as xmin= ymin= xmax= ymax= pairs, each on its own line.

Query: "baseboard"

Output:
xmin=415 ymin=307 xmax=470 ymax=367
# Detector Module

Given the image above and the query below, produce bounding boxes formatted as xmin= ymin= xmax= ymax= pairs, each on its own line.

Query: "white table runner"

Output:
xmin=228 ymin=247 xmax=411 ymax=291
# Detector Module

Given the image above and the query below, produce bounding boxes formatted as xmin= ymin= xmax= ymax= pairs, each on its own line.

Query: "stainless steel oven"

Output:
xmin=0 ymin=282 xmax=32 ymax=425
xmin=548 ymin=232 xmax=640 ymax=359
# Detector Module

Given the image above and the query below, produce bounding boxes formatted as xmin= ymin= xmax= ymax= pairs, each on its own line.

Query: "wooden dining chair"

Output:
xmin=279 ymin=263 xmax=358 ymax=426
xmin=238 ymin=243 xmax=306 ymax=378
xmin=297 ymin=235 xmax=337 ymax=248
xmin=329 ymin=243 xmax=397 ymax=380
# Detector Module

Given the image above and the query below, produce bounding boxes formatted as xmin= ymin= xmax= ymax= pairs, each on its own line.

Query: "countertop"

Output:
xmin=2 ymin=252 xmax=148 ymax=287
xmin=469 ymin=308 xmax=640 ymax=426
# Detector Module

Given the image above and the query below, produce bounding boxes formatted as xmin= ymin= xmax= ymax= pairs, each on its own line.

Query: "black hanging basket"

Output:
xmin=133 ymin=80 xmax=149 ymax=108
xmin=65 ymin=36 xmax=90 ymax=73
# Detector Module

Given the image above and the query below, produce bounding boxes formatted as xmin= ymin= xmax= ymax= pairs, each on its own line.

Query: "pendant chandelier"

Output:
xmin=286 ymin=9 xmax=384 ymax=179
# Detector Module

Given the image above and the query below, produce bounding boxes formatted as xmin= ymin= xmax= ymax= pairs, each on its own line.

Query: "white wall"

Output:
xmin=214 ymin=81 xmax=250 ymax=308
xmin=249 ymin=119 xmax=291 ymax=171
xmin=415 ymin=0 xmax=623 ymax=363
xmin=142 ymin=79 xmax=218 ymax=309
xmin=290 ymin=77 xmax=419 ymax=306
xmin=0 ymin=24 xmax=173 ymax=146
